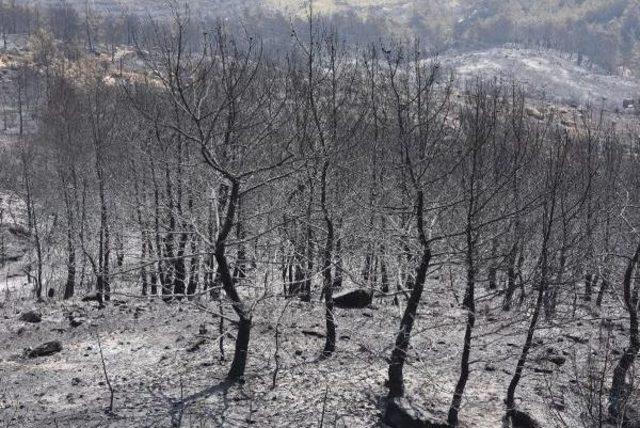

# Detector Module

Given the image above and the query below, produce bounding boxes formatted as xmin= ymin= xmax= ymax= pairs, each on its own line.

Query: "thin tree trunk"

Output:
xmin=387 ymin=191 xmax=431 ymax=398
xmin=608 ymin=241 xmax=640 ymax=419
xmin=320 ymin=163 xmax=336 ymax=357
xmin=448 ymin=241 xmax=476 ymax=426
xmin=63 ymin=185 xmax=76 ymax=300
xmin=187 ymin=234 xmax=200 ymax=297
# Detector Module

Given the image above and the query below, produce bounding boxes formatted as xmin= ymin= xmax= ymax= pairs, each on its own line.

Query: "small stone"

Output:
xmin=19 ymin=311 xmax=42 ymax=323
xmin=27 ymin=341 xmax=62 ymax=358
xmin=548 ymin=356 xmax=566 ymax=366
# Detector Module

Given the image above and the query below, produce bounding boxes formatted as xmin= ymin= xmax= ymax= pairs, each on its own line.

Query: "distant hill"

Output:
xmin=11 ymin=0 xmax=640 ymax=76
xmin=441 ymin=46 xmax=639 ymax=111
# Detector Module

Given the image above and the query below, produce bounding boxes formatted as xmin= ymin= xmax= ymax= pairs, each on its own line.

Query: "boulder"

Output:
xmin=332 ymin=288 xmax=372 ymax=309
xmin=28 ymin=341 xmax=62 ymax=358
xmin=19 ymin=311 xmax=42 ymax=323
xmin=507 ymin=410 xmax=542 ymax=428
xmin=384 ymin=398 xmax=448 ymax=428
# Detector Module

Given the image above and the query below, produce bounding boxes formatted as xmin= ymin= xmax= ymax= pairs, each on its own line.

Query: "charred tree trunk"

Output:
xmin=233 ymin=198 xmax=247 ymax=281
xmin=448 ymin=238 xmax=477 ymax=426
xmin=333 ymin=233 xmax=344 ymax=289
xmin=187 ymin=234 xmax=200 ymax=297
xmin=173 ymin=233 xmax=188 ymax=299
xmin=151 ymin=158 xmax=165 ymax=296
xmin=506 ymin=222 xmax=554 ymax=416
xmin=503 ymin=244 xmax=518 ymax=311
xmin=214 ymin=180 xmax=251 ymax=381
xmin=163 ymin=163 xmax=176 ymax=300
xmin=387 ymin=191 xmax=431 ymax=398
xmin=320 ymin=163 xmax=336 ymax=357
xmin=608 ymin=241 xmax=640 ymax=420
xmin=487 ymin=238 xmax=498 ymax=290
xmin=63 ymin=193 xmax=76 ymax=300
xmin=134 ymin=176 xmax=149 ymax=296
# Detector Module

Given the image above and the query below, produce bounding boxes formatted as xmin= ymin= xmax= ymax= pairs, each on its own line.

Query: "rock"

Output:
xmin=81 ymin=293 xmax=104 ymax=308
xmin=542 ymin=348 xmax=566 ymax=366
xmin=186 ymin=338 xmax=206 ymax=353
xmin=82 ymin=293 xmax=101 ymax=302
xmin=332 ymin=288 xmax=372 ymax=309
xmin=547 ymin=356 xmax=566 ymax=366
xmin=69 ymin=317 xmax=84 ymax=328
xmin=27 ymin=341 xmax=62 ymax=358
xmin=302 ymin=330 xmax=325 ymax=338
xmin=507 ymin=409 xmax=542 ymax=428
xmin=384 ymin=398 xmax=448 ymax=428
xmin=564 ymin=334 xmax=588 ymax=345
xmin=67 ymin=311 xmax=86 ymax=328
xmin=485 ymin=364 xmax=497 ymax=372
xmin=19 ymin=311 xmax=42 ymax=323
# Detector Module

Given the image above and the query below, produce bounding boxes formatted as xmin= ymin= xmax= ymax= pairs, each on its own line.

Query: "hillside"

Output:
xmin=442 ymin=46 xmax=639 ymax=111
xmin=9 ymin=0 xmax=640 ymax=75
xmin=0 ymin=279 xmax=628 ymax=427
